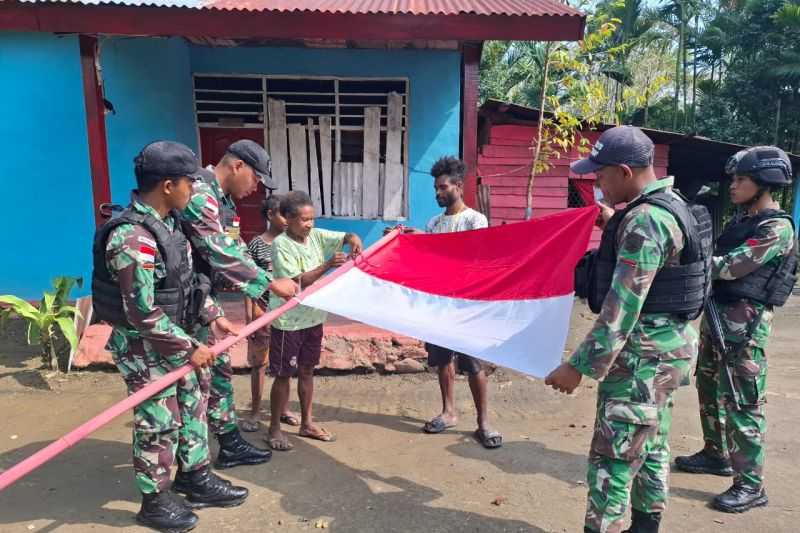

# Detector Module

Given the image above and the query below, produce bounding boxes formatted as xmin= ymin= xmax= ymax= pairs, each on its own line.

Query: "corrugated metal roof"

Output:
xmin=19 ymin=0 xmax=583 ymax=17
xmin=203 ymin=0 xmax=582 ymax=17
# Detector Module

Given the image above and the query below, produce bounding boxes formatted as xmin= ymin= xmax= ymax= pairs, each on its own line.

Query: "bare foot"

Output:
xmin=240 ymin=416 xmax=261 ymax=432
xmin=267 ymin=427 xmax=293 ymax=451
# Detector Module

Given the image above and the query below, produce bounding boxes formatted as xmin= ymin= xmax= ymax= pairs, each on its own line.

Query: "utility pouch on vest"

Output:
xmin=574 ymin=251 xmax=596 ymax=300
xmin=185 ymin=273 xmax=213 ymax=330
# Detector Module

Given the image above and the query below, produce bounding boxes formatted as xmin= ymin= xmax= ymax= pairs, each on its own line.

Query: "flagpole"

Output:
xmin=0 ymin=228 xmax=402 ymax=492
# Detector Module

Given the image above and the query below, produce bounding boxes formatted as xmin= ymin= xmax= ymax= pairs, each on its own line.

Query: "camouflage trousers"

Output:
xmin=584 ymin=355 xmax=689 ymax=533
xmin=196 ymin=325 xmax=238 ymax=435
xmin=130 ymin=370 xmax=211 ymax=494
xmin=696 ymin=333 xmax=768 ymax=488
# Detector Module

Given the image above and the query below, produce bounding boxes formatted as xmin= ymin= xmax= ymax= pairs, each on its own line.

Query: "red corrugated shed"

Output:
xmin=478 ymin=123 xmax=670 ymax=250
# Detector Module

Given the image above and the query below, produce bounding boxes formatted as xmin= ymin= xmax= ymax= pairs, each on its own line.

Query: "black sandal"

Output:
xmin=422 ymin=416 xmax=456 ymax=434
xmin=474 ymin=429 xmax=503 ymax=449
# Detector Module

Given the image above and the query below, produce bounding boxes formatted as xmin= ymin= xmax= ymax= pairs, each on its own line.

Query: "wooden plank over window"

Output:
xmin=194 ymin=74 xmax=409 ymax=220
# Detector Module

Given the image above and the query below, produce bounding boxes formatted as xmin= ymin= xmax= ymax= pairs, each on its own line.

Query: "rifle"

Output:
xmin=704 ymin=297 xmax=741 ymax=410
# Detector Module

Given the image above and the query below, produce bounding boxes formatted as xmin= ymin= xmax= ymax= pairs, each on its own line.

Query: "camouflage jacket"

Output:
xmin=181 ymin=172 xmax=271 ymax=300
xmin=104 ymin=196 xmax=220 ymax=374
xmin=569 ymin=177 xmax=698 ymax=381
xmin=710 ymin=210 xmax=795 ymax=348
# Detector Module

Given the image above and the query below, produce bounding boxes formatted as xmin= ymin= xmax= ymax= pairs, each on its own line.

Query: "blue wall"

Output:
xmin=0 ymin=33 xmax=95 ymax=298
xmin=0 ymin=37 xmax=461 ymax=298
xmin=101 ymin=37 xmax=196 ymax=204
xmin=189 ymin=45 xmax=462 ymax=244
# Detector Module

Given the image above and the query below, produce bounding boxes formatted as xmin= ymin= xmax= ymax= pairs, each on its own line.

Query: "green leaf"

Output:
xmin=55 ymin=316 xmax=79 ymax=356
xmin=0 ymin=295 xmax=41 ymax=323
xmin=52 ymin=276 xmax=82 ymax=308
xmin=41 ymin=291 xmax=55 ymax=315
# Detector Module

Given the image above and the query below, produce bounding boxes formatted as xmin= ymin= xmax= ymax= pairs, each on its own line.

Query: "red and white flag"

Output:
xmin=303 ymin=206 xmax=598 ymax=377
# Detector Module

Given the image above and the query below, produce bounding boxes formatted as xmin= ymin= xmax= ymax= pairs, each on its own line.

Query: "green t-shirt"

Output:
xmin=270 ymin=228 xmax=346 ymax=331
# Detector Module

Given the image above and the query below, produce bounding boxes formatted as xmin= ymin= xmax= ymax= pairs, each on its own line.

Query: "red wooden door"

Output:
xmin=199 ymin=128 xmax=267 ymax=243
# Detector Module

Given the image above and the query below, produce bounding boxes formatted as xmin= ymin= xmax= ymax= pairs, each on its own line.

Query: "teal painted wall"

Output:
xmin=0 ymin=32 xmax=95 ymax=298
xmin=0 ymin=37 xmax=461 ymax=298
xmin=101 ymin=37 xmax=197 ymax=204
xmin=190 ymin=45 xmax=462 ymax=243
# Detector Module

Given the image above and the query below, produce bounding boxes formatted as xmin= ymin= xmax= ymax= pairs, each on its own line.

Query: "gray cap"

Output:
xmin=135 ymin=141 xmax=202 ymax=180
xmin=571 ymin=126 xmax=654 ymax=175
xmin=226 ymin=139 xmax=276 ymax=190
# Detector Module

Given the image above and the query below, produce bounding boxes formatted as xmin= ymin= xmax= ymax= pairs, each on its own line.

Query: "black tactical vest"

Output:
xmin=713 ymin=210 xmax=797 ymax=307
xmin=576 ymin=189 xmax=713 ymax=320
xmin=92 ymin=208 xmax=196 ymax=329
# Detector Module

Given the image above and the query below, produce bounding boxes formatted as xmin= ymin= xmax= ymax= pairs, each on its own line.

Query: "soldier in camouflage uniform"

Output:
xmin=675 ymin=146 xmax=796 ymax=513
xmin=181 ymin=139 xmax=277 ymax=469
xmin=546 ymin=127 xmax=711 ymax=533
xmin=92 ymin=141 xmax=248 ymax=533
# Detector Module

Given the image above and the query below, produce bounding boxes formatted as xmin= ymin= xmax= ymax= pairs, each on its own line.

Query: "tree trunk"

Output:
xmin=691 ymin=14 xmax=699 ymax=129
xmin=526 ymin=43 xmax=553 ymax=221
xmin=681 ymin=8 xmax=688 ymax=130
xmin=774 ymin=97 xmax=782 ymax=146
xmin=673 ymin=2 xmax=683 ymax=131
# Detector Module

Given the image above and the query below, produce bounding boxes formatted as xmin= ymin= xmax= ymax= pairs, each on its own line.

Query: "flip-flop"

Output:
xmin=422 ymin=416 xmax=457 ymax=434
xmin=474 ymin=429 xmax=503 ymax=449
xmin=298 ymin=427 xmax=337 ymax=442
xmin=239 ymin=418 xmax=261 ymax=432
xmin=266 ymin=435 xmax=294 ymax=451
xmin=280 ymin=413 xmax=301 ymax=427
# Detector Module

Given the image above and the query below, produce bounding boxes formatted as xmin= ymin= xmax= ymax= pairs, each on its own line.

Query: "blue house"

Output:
xmin=0 ymin=0 xmax=584 ymax=298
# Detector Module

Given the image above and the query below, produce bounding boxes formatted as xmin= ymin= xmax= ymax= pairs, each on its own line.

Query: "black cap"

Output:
xmin=571 ymin=126 xmax=654 ymax=175
xmin=135 ymin=141 xmax=201 ymax=181
xmin=226 ymin=139 xmax=276 ymax=190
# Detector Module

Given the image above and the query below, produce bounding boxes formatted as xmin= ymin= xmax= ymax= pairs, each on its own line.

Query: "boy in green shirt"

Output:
xmin=267 ymin=191 xmax=363 ymax=451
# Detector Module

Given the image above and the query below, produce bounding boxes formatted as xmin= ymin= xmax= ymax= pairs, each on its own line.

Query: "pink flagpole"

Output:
xmin=0 ymin=228 xmax=402 ymax=492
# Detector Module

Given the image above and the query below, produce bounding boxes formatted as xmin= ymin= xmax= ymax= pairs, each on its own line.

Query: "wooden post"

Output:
xmin=79 ymin=35 xmax=111 ymax=227
xmin=307 ymin=118 xmax=323 ymax=213
xmin=461 ymin=42 xmax=482 ymax=209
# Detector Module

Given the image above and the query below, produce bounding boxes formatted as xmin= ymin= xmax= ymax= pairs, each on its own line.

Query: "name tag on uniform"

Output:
xmin=225 ymin=216 xmax=241 ymax=241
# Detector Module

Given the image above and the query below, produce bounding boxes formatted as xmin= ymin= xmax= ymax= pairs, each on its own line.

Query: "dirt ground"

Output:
xmin=1 ymin=301 xmax=799 ymax=532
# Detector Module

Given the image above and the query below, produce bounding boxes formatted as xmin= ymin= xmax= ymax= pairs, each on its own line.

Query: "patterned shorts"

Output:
xmin=269 ymin=324 xmax=324 ymax=377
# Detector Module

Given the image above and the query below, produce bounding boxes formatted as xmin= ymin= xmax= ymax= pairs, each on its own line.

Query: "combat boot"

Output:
xmin=675 ymin=448 xmax=734 ymax=476
xmin=136 ymin=490 xmax=199 ymax=533
xmin=172 ymin=465 xmax=249 ymax=508
xmin=622 ymin=509 xmax=661 ymax=532
xmin=713 ymin=482 xmax=768 ymax=513
xmin=215 ymin=428 xmax=272 ymax=469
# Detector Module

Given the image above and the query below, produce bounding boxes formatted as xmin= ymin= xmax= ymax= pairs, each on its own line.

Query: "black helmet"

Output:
xmin=725 ymin=145 xmax=793 ymax=186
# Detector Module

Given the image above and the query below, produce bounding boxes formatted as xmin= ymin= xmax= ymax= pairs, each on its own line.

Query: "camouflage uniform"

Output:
xmin=104 ymin=196 xmax=219 ymax=494
xmin=697 ymin=214 xmax=795 ymax=488
xmin=569 ymin=178 xmax=698 ymax=533
xmin=181 ymin=174 xmax=271 ymax=435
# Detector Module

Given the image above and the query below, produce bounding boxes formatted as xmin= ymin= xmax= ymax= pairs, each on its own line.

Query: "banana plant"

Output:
xmin=0 ymin=277 xmax=83 ymax=372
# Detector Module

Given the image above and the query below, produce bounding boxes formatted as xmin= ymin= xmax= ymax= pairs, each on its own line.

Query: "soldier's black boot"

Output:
xmin=172 ymin=465 xmax=249 ymax=508
xmin=622 ymin=509 xmax=661 ymax=533
xmin=136 ymin=490 xmax=199 ymax=533
xmin=215 ymin=428 xmax=272 ymax=469
xmin=675 ymin=448 xmax=734 ymax=476
xmin=712 ymin=482 xmax=768 ymax=513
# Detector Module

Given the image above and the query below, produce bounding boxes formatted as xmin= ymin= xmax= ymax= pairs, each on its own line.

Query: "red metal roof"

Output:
xmin=202 ymin=0 xmax=582 ymax=17
xmin=4 ymin=0 xmax=585 ymax=41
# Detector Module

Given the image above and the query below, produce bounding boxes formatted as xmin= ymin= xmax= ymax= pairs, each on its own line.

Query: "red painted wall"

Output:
xmin=478 ymin=124 xmax=670 ymax=250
